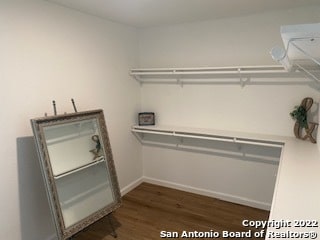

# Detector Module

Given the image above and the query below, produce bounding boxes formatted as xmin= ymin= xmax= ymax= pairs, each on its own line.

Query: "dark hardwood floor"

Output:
xmin=74 ymin=183 xmax=269 ymax=239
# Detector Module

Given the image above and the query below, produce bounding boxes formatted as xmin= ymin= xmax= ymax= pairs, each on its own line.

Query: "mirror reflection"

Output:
xmin=44 ymin=119 xmax=105 ymax=176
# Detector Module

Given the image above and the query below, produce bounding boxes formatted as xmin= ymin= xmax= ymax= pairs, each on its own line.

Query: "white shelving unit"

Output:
xmin=132 ymin=125 xmax=284 ymax=147
xmin=130 ymin=65 xmax=308 ymax=86
xmin=132 ymin=125 xmax=284 ymax=163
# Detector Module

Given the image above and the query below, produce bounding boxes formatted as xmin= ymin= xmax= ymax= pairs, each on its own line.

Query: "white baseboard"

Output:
xmin=120 ymin=177 xmax=144 ymax=196
xmin=120 ymin=176 xmax=271 ymax=210
xmin=143 ymin=176 xmax=271 ymax=211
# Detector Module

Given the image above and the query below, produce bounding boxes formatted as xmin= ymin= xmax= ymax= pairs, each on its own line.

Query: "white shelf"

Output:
xmin=132 ymin=125 xmax=285 ymax=164
xmin=130 ymin=65 xmax=307 ymax=85
xmin=270 ymin=23 xmax=320 ymax=83
xmin=132 ymin=125 xmax=285 ymax=148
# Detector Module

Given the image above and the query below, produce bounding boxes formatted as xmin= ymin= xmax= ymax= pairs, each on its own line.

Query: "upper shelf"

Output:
xmin=129 ymin=65 xmax=309 ymax=86
xmin=271 ymin=23 xmax=320 ymax=82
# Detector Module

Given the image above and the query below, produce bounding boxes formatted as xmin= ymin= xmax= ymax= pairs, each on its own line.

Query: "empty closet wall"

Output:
xmin=138 ymin=5 xmax=320 ymax=209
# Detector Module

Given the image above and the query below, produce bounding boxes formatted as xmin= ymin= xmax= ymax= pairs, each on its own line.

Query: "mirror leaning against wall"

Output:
xmin=31 ymin=109 xmax=121 ymax=240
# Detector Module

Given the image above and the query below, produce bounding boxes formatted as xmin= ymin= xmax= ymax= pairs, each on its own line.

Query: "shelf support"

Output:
xmin=177 ymin=77 xmax=184 ymax=87
xmin=177 ymin=134 xmax=184 ymax=147
xmin=133 ymin=75 xmax=143 ymax=86
xmin=238 ymin=68 xmax=243 ymax=87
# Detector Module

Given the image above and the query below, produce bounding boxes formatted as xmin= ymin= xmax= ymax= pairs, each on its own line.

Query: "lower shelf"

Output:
xmin=132 ymin=125 xmax=284 ymax=148
xmin=132 ymin=125 xmax=284 ymax=164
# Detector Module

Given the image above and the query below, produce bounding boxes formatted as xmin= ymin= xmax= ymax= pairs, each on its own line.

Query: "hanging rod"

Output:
xmin=132 ymin=128 xmax=173 ymax=136
xmin=173 ymin=132 xmax=235 ymax=143
xmin=54 ymin=157 xmax=105 ymax=179
xmin=132 ymin=127 xmax=283 ymax=148
xmin=139 ymin=139 xmax=280 ymax=164
xmin=130 ymin=65 xmax=308 ymax=87
xmin=130 ymin=65 xmax=287 ymax=76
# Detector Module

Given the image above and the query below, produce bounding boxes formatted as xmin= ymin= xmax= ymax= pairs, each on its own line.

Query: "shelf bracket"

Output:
xmin=178 ymin=135 xmax=184 ymax=147
xmin=235 ymin=137 xmax=242 ymax=151
xmin=177 ymin=77 xmax=184 ymax=87
xmin=133 ymin=75 xmax=143 ymax=86
xmin=238 ymin=68 xmax=250 ymax=88
xmin=238 ymin=68 xmax=242 ymax=82
xmin=241 ymin=77 xmax=251 ymax=88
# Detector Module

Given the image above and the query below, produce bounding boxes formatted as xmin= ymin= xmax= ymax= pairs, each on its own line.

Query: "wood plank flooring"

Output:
xmin=74 ymin=183 xmax=269 ymax=239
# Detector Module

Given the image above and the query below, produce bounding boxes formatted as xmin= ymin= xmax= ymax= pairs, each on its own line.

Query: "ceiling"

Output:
xmin=46 ymin=0 xmax=320 ymax=28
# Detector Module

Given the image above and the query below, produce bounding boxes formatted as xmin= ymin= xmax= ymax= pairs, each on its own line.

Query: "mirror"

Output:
xmin=31 ymin=109 xmax=121 ymax=239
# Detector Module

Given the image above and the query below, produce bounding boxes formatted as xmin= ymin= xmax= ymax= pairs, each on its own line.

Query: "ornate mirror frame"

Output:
xmin=31 ymin=109 xmax=121 ymax=239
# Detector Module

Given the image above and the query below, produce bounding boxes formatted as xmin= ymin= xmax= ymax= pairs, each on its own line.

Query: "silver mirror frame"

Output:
xmin=31 ymin=109 xmax=121 ymax=239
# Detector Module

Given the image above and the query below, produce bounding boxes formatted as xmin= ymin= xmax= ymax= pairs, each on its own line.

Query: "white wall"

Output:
xmin=0 ymin=1 xmax=141 ymax=240
xmin=139 ymin=5 xmax=320 ymax=136
xmin=139 ymin=5 xmax=320 ymax=68
xmin=138 ymin=5 xmax=320 ymax=210
xmin=2 ymin=2 xmax=320 ymax=239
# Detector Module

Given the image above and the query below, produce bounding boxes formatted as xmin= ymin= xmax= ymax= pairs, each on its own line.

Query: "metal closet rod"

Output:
xmin=131 ymin=128 xmax=283 ymax=148
xmin=139 ymin=139 xmax=280 ymax=163
xmin=54 ymin=157 xmax=105 ymax=180
xmin=130 ymin=65 xmax=286 ymax=75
